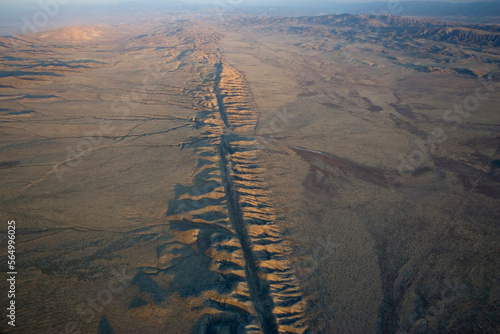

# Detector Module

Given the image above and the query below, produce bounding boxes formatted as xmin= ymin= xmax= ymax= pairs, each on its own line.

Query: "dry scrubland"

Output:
xmin=0 ymin=13 xmax=499 ymax=334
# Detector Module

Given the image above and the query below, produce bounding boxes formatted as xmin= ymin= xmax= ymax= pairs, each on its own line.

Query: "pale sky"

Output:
xmin=0 ymin=0 xmax=493 ymax=11
xmin=0 ymin=0 xmax=497 ymax=36
xmin=0 ymin=0 xmax=492 ymax=5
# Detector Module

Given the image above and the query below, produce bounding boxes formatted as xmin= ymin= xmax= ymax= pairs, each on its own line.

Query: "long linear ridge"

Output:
xmin=218 ymin=137 xmax=279 ymax=334
xmin=165 ymin=56 xmax=307 ymax=333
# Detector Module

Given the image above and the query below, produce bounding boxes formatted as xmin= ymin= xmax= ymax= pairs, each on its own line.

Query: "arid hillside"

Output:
xmin=0 ymin=13 xmax=499 ymax=334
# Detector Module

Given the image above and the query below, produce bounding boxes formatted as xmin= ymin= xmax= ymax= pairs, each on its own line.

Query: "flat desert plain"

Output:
xmin=0 ymin=12 xmax=499 ymax=334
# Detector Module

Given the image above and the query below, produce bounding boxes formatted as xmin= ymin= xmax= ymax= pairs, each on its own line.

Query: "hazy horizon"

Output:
xmin=1 ymin=0 xmax=499 ymax=332
xmin=0 ymin=0 xmax=499 ymax=36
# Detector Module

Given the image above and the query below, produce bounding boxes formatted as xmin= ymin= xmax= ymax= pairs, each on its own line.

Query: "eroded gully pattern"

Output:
xmin=164 ymin=59 xmax=308 ymax=333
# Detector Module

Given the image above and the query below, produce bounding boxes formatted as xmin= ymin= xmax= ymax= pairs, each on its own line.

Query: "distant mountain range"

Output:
xmin=322 ymin=1 xmax=500 ymax=18
xmin=227 ymin=1 xmax=499 ymax=21
xmin=1 ymin=0 xmax=499 ymax=36
xmin=229 ymin=12 xmax=500 ymax=49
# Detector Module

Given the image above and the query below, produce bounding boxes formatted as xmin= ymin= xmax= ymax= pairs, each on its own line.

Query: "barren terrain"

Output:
xmin=0 ymin=12 xmax=499 ymax=334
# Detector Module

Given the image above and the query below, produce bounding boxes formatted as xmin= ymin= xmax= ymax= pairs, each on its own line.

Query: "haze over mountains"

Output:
xmin=0 ymin=1 xmax=499 ymax=334
xmin=1 ymin=0 xmax=500 ymax=36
